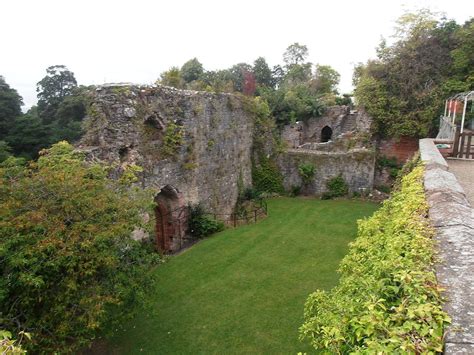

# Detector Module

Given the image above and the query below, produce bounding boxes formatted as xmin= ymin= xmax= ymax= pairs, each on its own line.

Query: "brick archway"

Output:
xmin=154 ymin=185 xmax=188 ymax=253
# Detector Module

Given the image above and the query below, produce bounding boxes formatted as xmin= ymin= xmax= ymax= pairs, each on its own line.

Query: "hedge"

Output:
xmin=300 ymin=165 xmax=450 ymax=353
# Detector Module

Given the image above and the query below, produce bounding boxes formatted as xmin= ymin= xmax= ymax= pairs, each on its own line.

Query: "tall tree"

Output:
xmin=6 ymin=106 xmax=51 ymax=159
xmin=0 ymin=76 xmax=23 ymax=141
xmin=229 ymin=63 xmax=253 ymax=92
xmin=312 ymin=65 xmax=340 ymax=94
xmin=283 ymin=42 xmax=309 ymax=67
xmin=159 ymin=67 xmax=184 ymax=89
xmin=181 ymin=58 xmax=204 ymax=83
xmin=36 ymin=65 xmax=77 ymax=124
xmin=253 ymin=57 xmax=273 ymax=88
xmin=354 ymin=11 xmax=464 ymax=137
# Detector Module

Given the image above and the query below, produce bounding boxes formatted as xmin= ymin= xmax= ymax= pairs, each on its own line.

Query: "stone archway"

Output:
xmin=321 ymin=126 xmax=333 ymax=142
xmin=154 ymin=185 xmax=188 ymax=253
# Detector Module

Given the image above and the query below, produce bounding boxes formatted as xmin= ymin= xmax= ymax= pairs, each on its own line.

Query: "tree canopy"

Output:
xmin=0 ymin=76 xmax=23 ymax=141
xmin=37 ymin=65 xmax=78 ymax=124
xmin=354 ymin=12 xmax=474 ymax=137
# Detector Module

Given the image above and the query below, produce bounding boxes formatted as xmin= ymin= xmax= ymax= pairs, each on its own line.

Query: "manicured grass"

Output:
xmin=108 ymin=197 xmax=378 ymax=354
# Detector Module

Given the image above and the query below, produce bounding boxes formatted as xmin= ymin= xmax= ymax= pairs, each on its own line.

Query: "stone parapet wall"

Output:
xmin=419 ymin=138 xmax=474 ymax=354
xmin=277 ymin=148 xmax=376 ymax=194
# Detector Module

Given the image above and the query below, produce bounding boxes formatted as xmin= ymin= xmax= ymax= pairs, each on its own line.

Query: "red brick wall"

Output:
xmin=378 ymin=136 xmax=419 ymax=164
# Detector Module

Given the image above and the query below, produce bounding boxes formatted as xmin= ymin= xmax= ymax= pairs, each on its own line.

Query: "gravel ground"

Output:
xmin=447 ymin=159 xmax=474 ymax=207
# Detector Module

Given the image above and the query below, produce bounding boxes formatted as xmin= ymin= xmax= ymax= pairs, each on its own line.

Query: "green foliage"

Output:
xmin=301 ymin=166 xmax=450 ymax=353
xmin=354 ymin=12 xmax=473 ymax=137
xmin=298 ymin=163 xmax=316 ymax=185
xmin=159 ymin=67 xmax=184 ymax=89
xmin=283 ymin=42 xmax=309 ymax=66
xmin=252 ymin=157 xmax=284 ymax=194
xmin=161 ymin=121 xmax=184 ymax=158
xmin=312 ymin=64 xmax=340 ymax=94
xmin=0 ymin=330 xmax=29 ymax=354
xmin=377 ymin=155 xmax=401 ymax=178
xmin=0 ymin=141 xmax=160 ymax=353
xmin=376 ymin=185 xmax=391 ymax=194
xmin=290 ymin=185 xmax=302 ymax=197
xmin=0 ymin=76 xmax=23 ymax=141
xmin=0 ymin=141 xmax=12 ymax=162
xmin=37 ymin=65 xmax=78 ymax=124
xmin=181 ymin=58 xmax=204 ymax=83
xmin=323 ymin=174 xmax=349 ymax=199
xmin=4 ymin=106 xmax=51 ymax=160
xmin=188 ymin=204 xmax=224 ymax=238
xmin=253 ymin=57 xmax=274 ymax=88
xmin=241 ymin=187 xmax=261 ymax=201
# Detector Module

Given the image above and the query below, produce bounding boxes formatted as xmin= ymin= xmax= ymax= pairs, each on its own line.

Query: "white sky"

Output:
xmin=0 ymin=0 xmax=471 ymax=109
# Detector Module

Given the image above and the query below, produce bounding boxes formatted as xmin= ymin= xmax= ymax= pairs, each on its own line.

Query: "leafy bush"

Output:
xmin=0 ymin=142 xmax=160 ymax=353
xmin=323 ymin=174 xmax=348 ymax=199
xmin=300 ymin=166 xmax=450 ymax=353
xmin=0 ymin=330 xmax=28 ymax=354
xmin=290 ymin=185 xmax=302 ymax=197
xmin=240 ymin=187 xmax=261 ymax=201
xmin=298 ymin=163 xmax=316 ymax=185
xmin=376 ymin=185 xmax=391 ymax=194
xmin=377 ymin=155 xmax=401 ymax=178
xmin=161 ymin=122 xmax=184 ymax=158
xmin=188 ymin=204 xmax=224 ymax=238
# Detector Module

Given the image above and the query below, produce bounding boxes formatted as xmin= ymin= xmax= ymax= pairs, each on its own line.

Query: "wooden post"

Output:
xmin=460 ymin=131 xmax=466 ymax=158
xmin=466 ymin=133 xmax=472 ymax=159
xmin=452 ymin=126 xmax=461 ymax=158
xmin=254 ymin=209 xmax=257 ymax=223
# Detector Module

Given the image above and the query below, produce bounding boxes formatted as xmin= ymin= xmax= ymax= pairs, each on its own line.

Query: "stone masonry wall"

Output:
xmin=277 ymin=148 xmax=376 ymax=195
xmin=419 ymin=139 xmax=474 ymax=353
xmin=79 ymin=84 xmax=254 ymax=217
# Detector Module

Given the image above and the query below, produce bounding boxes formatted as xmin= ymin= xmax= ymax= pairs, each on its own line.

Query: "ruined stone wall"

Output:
xmin=79 ymin=84 xmax=254 ymax=216
xmin=277 ymin=148 xmax=376 ymax=195
xmin=281 ymin=106 xmax=373 ymax=148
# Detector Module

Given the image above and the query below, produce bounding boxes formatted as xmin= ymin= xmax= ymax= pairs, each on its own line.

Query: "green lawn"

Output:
xmin=108 ymin=197 xmax=378 ymax=354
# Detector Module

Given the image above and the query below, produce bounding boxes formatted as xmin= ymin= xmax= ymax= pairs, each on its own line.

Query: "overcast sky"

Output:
xmin=1 ymin=0 xmax=471 ymax=109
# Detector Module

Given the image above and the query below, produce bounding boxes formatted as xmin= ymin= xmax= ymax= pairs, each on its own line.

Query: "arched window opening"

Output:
xmin=321 ymin=126 xmax=333 ymax=142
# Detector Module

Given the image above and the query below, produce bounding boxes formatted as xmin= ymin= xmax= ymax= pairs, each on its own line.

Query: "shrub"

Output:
xmin=0 ymin=330 xmax=28 ymax=354
xmin=242 ymin=187 xmax=261 ymax=201
xmin=0 ymin=142 xmax=160 ymax=353
xmin=298 ymin=163 xmax=316 ymax=185
xmin=377 ymin=155 xmax=401 ymax=179
xmin=188 ymin=204 xmax=224 ymax=238
xmin=161 ymin=122 xmax=184 ymax=158
xmin=376 ymin=184 xmax=391 ymax=194
xmin=324 ymin=174 xmax=348 ymax=199
xmin=290 ymin=185 xmax=302 ymax=197
xmin=300 ymin=166 xmax=450 ymax=353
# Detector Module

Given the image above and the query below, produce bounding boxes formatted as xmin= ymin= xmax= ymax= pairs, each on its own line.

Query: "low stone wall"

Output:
xmin=277 ymin=148 xmax=375 ymax=195
xmin=419 ymin=138 xmax=474 ymax=354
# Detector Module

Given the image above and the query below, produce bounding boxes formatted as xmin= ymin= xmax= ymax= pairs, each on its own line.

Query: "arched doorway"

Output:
xmin=154 ymin=185 xmax=187 ymax=253
xmin=321 ymin=126 xmax=333 ymax=142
